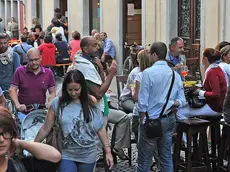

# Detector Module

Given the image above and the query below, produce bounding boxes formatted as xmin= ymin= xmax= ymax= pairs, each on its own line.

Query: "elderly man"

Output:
xmin=100 ymin=32 xmax=116 ymax=71
xmin=9 ymin=48 xmax=56 ymax=121
xmin=74 ymin=36 xmax=132 ymax=160
xmin=137 ymin=42 xmax=186 ymax=172
xmin=166 ymin=37 xmax=185 ymax=79
xmin=0 ymin=33 xmax=20 ymax=90
xmin=27 ymin=32 xmax=36 ymax=47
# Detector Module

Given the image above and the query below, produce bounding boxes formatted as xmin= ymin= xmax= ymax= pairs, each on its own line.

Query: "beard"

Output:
xmin=89 ymin=52 xmax=98 ymax=58
xmin=0 ymin=47 xmax=7 ymax=54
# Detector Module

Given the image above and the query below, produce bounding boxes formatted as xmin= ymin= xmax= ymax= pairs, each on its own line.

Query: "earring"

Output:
xmin=5 ymin=152 xmax=8 ymax=159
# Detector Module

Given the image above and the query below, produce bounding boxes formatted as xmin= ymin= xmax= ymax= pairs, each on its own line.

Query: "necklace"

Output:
xmin=0 ymin=158 xmax=8 ymax=172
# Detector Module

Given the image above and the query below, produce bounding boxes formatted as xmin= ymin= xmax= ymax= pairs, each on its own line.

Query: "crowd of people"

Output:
xmin=1 ymin=7 xmax=230 ymax=172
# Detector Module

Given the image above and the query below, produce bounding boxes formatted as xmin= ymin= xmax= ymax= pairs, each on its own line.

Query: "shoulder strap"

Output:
xmin=20 ymin=44 xmax=27 ymax=54
xmin=146 ymin=68 xmax=175 ymax=119
xmin=159 ymin=68 xmax=175 ymax=117
xmin=11 ymin=158 xmax=27 ymax=172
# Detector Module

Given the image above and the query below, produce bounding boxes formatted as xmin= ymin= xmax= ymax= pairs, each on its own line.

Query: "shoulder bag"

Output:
xmin=46 ymin=100 xmax=63 ymax=152
xmin=10 ymin=158 xmax=27 ymax=172
xmin=145 ymin=69 xmax=175 ymax=139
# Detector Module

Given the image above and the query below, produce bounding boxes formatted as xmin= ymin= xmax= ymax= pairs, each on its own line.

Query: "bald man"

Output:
xmin=9 ymin=48 xmax=56 ymax=121
xmin=74 ymin=36 xmax=132 ymax=160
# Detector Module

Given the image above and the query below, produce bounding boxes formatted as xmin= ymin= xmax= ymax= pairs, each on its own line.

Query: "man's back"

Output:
xmin=138 ymin=61 xmax=186 ymax=118
xmin=13 ymin=43 xmax=33 ymax=64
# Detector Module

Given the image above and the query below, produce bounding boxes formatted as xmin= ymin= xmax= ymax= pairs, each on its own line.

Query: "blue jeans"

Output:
xmin=58 ymin=159 xmax=96 ymax=172
xmin=136 ymin=114 xmax=176 ymax=172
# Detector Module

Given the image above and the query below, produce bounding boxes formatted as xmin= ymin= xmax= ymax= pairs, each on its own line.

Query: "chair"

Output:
xmin=174 ymin=118 xmax=211 ymax=172
xmin=217 ymin=121 xmax=230 ymax=172
xmin=110 ymin=75 xmax=134 ymax=166
xmin=195 ymin=114 xmax=223 ymax=171
xmin=116 ymin=75 xmax=128 ymax=106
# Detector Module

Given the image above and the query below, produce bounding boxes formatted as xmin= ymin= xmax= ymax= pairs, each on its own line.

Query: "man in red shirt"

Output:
xmin=9 ymin=48 xmax=56 ymax=121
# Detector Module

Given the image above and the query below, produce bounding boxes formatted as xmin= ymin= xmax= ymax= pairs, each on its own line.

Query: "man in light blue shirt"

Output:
xmin=100 ymin=32 xmax=115 ymax=71
xmin=13 ymin=35 xmax=32 ymax=65
xmin=136 ymin=42 xmax=186 ymax=172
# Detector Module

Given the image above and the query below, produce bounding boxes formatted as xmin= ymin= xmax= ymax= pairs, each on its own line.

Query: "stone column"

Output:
xmin=223 ymin=0 xmax=230 ymax=41
xmin=100 ymin=0 xmax=123 ymax=74
xmin=4 ymin=0 xmax=7 ymax=28
xmin=68 ymin=0 xmax=81 ymax=40
xmin=143 ymin=0 xmax=169 ymax=45
xmin=42 ymin=0 xmax=54 ymax=30
xmin=203 ymin=0 xmax=220 ymax=48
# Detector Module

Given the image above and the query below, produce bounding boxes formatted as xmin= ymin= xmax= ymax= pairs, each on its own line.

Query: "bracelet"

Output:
xmin=103 ymin=143 xmax=110 ymax=148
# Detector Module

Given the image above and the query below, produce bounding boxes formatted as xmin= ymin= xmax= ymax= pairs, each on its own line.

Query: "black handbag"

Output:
xmin=186 ymin=88 xmax=206 ymax=108
xmin=145 ymin=69 xmax=175 ymax=139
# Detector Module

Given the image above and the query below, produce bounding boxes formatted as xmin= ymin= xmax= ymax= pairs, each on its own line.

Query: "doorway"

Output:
xmin=60 ymin=0 xmax=67 ymax=17
xmin=178 ymin=0 xmax=201 ymax=58
xmin=123 ymin=0 xmax=142 ymax=62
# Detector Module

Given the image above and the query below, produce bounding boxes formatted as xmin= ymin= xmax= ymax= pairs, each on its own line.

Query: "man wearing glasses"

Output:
xmin=9 ymin=48 xmax=56 ymax=122
xmin=0 ymin=33 xmax=20 ymax=90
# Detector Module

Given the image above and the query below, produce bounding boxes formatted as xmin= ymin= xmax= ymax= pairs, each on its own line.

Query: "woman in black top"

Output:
xmin=0 ymin=107 xmax=61 ymax=172
xmin=54 ymin=33 xmax=70 ymax=76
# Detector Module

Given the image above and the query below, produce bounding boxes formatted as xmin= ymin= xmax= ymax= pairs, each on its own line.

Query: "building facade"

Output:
xmin=1 ymin=0 xmax=230 ymax=75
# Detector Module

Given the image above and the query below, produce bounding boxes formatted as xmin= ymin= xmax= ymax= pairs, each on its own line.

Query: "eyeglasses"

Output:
xmin=0 ymin=129 xmax=13 ymax=139
xmin=28 ymin=58 xmax=40 ymax=63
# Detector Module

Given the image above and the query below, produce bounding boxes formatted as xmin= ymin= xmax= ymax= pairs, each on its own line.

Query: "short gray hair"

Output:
xmin=169 ymin=37 xmax=183 ymax=48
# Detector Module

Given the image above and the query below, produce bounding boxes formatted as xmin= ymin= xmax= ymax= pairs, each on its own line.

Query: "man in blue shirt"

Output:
xmin=100 ymin=32 xmax=115 ymax=71
xmin=166 ymin=37 xmax=185 ymax=79
xmin=13 ymin=35 xmax=33 ymax=65
xmin=0 ymin=33 xmax=20 ymax=91
xmin=137 ymin=42 xmax=186 ymax=172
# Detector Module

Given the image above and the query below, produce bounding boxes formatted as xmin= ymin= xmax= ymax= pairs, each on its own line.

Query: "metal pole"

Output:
xmin=11 ymin=0 xmax=13 ymax=18
xmin=4 ymin=0 xmax=7 ymax=30
xmin=17 ymin=0 xmax=21 ymax=37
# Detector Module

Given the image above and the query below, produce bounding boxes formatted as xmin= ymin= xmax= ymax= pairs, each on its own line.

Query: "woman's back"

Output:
xmin=55 ymin=41 xmax=69 ymax=58
xmin=204 ymin=66 xmax=227 ymax=112
xmin=70 ymin=40 xmax=80 ymax=62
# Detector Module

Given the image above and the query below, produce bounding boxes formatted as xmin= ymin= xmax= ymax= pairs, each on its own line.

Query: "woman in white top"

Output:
xmin=219 ymin=45 xmax=230 ymax=84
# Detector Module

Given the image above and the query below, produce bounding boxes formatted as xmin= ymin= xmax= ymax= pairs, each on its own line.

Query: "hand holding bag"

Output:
xmin=46 ymin=100 xmax=62 ymax=152
xmin=145 ymin=69 xmax=175 ymax=139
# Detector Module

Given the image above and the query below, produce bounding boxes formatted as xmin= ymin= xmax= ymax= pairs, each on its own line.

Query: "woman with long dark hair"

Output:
xmin=35 ymin=69 xmax=113 ymax=172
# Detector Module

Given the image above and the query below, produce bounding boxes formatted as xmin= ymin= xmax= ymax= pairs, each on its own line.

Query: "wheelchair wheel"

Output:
xmin=123 ymin=56 xmax=133 ymax=75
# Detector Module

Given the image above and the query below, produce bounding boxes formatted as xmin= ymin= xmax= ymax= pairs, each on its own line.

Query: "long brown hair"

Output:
xmin=0 ymin=107 xmax=18 ymax=138
xmin=138 ymin=50 xmax=151 ymax=71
